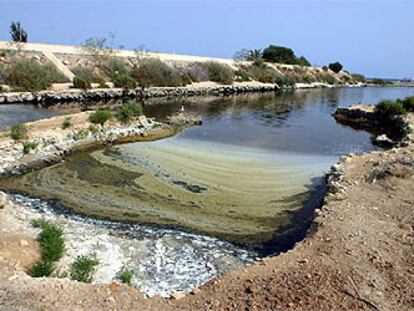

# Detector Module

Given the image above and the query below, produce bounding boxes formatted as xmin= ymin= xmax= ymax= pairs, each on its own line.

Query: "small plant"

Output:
xmin=88 ymin=124 xmax=98 ymax=134
xmin=28 ymin=219 xmax=64 ymax=277
xmin=234 ymin=69 xmax=251 ymax=82
xmin=0 ymin=204 xmax=4 ymax=209
xmin=75 ymin=128 xmax=88 ymax=140
xmin=22 ymin=141 xmax=38 ymax=154
xmin=89 ymin=109 xmax=112 ymax=126
xmin=70 ymin=254 xmax=99 ymax=283
xmin=61 ymin=117 xmax=72 ymax=129
xmin=118 ymin=268 xmax=134 ymax=286
xmin=10 ymin=124 xmax=28 ymax=140
xmin=114 ymin=100 xmax=143 ymax=124
xmin=375 ymin=100 xmax=406 ymax=116
xmin=73 ymin=75 xmax=91 ymax=90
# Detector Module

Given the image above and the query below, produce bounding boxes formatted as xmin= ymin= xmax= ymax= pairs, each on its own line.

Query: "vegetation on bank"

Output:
xmin=89 ymin=109 xmax=112 ymax=126
xmin=114 ymin=100 xmax=143 ymax=124
xmin=118 ymin=268 xmax=134 ymax=286
xmin=28 ymin=219 xmax=65 ymax=277
xmin=70 ymin=254 xmax=99 ymax=283
xmin=375 ymin=96 xmax=414 ymax=117
xmin=22 ymin=141 xmax=38 ymax=154
xmin=10 ymin=124 xmax=28 ymax=141
xmin=0 ymin=31 xmax=365 ymax=92
xmin=4 ymin=58 xmax=68 ymax=91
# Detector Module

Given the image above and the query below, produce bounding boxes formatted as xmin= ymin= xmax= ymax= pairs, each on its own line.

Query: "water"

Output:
xmin=0 ymin=104 xmax=59 ymax=130
xmin=2 ymin=87 xmax=414 ymax=296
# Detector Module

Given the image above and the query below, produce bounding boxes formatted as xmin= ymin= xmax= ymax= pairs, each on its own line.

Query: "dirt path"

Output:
xmin=0 ymin=114 xmax=413 ymax=310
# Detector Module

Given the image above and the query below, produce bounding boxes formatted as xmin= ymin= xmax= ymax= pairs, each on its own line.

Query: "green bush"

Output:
xmin=234 ymin=69 xmax=251 ymax=82
xmin=118 ymin=268 xmax=134 ymax=286
xmin=114 ymin=100 xmax=143 ymax=124
xmin=262 ymin=45 xmax=296 ymax=64
xmin=89 ymin=109 xmax=112 ymax=126
xmin=70 ymin=254 xmax=99 ymax=283
xmin=351 ymin=73 xmax=366 ymax=83
xmin=245 ymin=64 xmax=294 ymax=86
xmin=201 ymin=61 xmax=233 ymax=84
xmin=113 ymin=73 xmax=137 ymax=89
xmin=132 ymin=58 xmax=183 ymax=87
xmin=402 ymin=96 xmax=414 ymax=111
xmin=295 ymin=56 xmax=311 ymax=67
xmin=10 ymin=124 xmax=28 ymax=140
xmin=328 ymin=62 xmax=343 ymax=73
xmin=321 ymin=73 xmax=337 ymax=85
xmin=28 ymin=260 xmax=54 ymax=278
xmin=73 ymin=75 xmax=91 ymax=90
xmin=5 ymin=58 xmax=67 ymax=91
xmin=28 ymin=220 xmax=64 ymax=277
xmin=23 ymin=141 xmax=37 ymax=154
xmin=371 ymin=78 xmax=392 ymax=86
xmin=375 ymin=100 xmax=406 ymax=116
xmin=61 ymin=117 xmax=72 ymax=129
xmin=103 ymin=58 xmax=129 ymax=79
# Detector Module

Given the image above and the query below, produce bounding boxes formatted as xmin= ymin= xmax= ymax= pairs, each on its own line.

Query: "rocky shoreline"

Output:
xmin=0 ymin=81 xmax=366 ymax=105
xmin=0 ymin=111 xmax=200 ymax=178
xmin=0 ymin=83 xmax=280 ymax=105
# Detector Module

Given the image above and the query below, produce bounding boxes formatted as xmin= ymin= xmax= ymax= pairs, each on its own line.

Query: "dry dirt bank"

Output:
xmin=0 ymin=110 xmax=413 ymax=310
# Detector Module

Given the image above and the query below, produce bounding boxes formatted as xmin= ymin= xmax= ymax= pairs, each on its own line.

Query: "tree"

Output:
xmin=262 ymin=45 xmax=296 ymax=64
xmin=296 ymin=56 xmax=311 ymax=67
xmin=10 ymin=21 xmax=28 ymax=42
xmin=246 ymin=49 xmax=263 ymax=62
xmin=328 ymin=62 xmax=343 ymax=73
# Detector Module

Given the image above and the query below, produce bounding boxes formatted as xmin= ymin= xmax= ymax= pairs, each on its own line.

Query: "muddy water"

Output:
xmin=2 ymin=87 xmax=414 ymax=295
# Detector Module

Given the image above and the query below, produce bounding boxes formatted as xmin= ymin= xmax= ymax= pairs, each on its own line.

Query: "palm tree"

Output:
xmin=10 ymin=21 xmax=28 ymax=43
xmin=246 ymin=49 xmax=263 ymax=62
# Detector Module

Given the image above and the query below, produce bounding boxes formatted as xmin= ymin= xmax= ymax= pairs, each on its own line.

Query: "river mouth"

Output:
xmin=2 ymin=87 xmax=414 ymax=296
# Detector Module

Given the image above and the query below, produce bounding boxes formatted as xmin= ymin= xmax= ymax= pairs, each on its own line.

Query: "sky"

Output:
xmin=0 ymin=0 xmax=413 ymax=79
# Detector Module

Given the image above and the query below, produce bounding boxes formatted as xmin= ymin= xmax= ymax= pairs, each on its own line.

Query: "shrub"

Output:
xmin=375 ymin=100 xmax=406 ymax=116
xmin=295 ymin=56 xmax=311 ymax=67
xmin=402 ymin=96 xmax=414 ymax=111
xmin=10 ymin=124 xmax=28 ymax=140
xmin=372 ymin=78 xmax=391 ymax=86
xmin=201 ymin=61 xmax=233 ymax=84
xmin=328 ymin=62 xmax=343 ymax=73
xmin=28 ymin=220 xmax=64 ymax=277
xmin=113 ymin=73 xmax=137 ymax=89
xmin=28 ymin=260 xmax=54 ymax=278
xmin=23 ymin=141 xmax=37 ymax=154
xmin=114 ymin=100 xmax=143 ymax=124
xmin=262 ymin=45 xmax=296 ymax=64
xmin=72 ymin=67 xmax=100 ymax=83
xmin=6 ymin=58 xmax=67 ymax=91
xmin=118 ymin=268 xmax=134 ymax=286
xmin=89 ymin=109 xmax=112 ymax=126
xmin=321 ymin=73 xmax=337 ymax=85
xmin=245 ymin=64 xmax=293 ymax=86
xmin=234 ymin=69 xmax=251 ymax=82
xmin=73 ymin=75 xmax=91 ymax=90
xmin=352 ymin=73 xmax=366 ymax=82
xmin=132 ymin=58 xmax=183 ymax=87
xmin=61 ymin=117 xmax=72 ymax=129
xmin=70 ymin=254 xmax=99 ymax=283
xmin=103 ymin=57 xmax=129 ymax=79
xmin=322 ymin=66 xmax=328 ymax=71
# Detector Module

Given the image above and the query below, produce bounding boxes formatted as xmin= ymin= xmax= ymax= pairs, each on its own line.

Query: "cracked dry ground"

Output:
xmin=0 ymin=134 xmax=413 ymax=310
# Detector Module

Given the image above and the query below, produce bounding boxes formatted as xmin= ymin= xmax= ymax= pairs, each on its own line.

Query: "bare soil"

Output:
xmin=0 ymin=114 xmax=413 ymax=311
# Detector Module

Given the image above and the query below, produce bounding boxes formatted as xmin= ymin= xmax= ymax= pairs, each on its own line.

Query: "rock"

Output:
xmin=246 ymin=284 xmax=258 ymax=294
xmin=373 ymin=134 xmax=394 ymax=147
xmin=191 ymin=288 xmax=201 ymax=295
xmin=399 ymin=223 xmax=412 ymax=231
xmin=171 ymin=292 xmax=186 ymax=300
xmin=19 ymin=239 xmax=29 ymax=247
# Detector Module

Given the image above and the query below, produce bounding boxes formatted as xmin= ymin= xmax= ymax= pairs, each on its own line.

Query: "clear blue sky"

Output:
xmin=0 ymin=0 xmax=413 ymax=79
